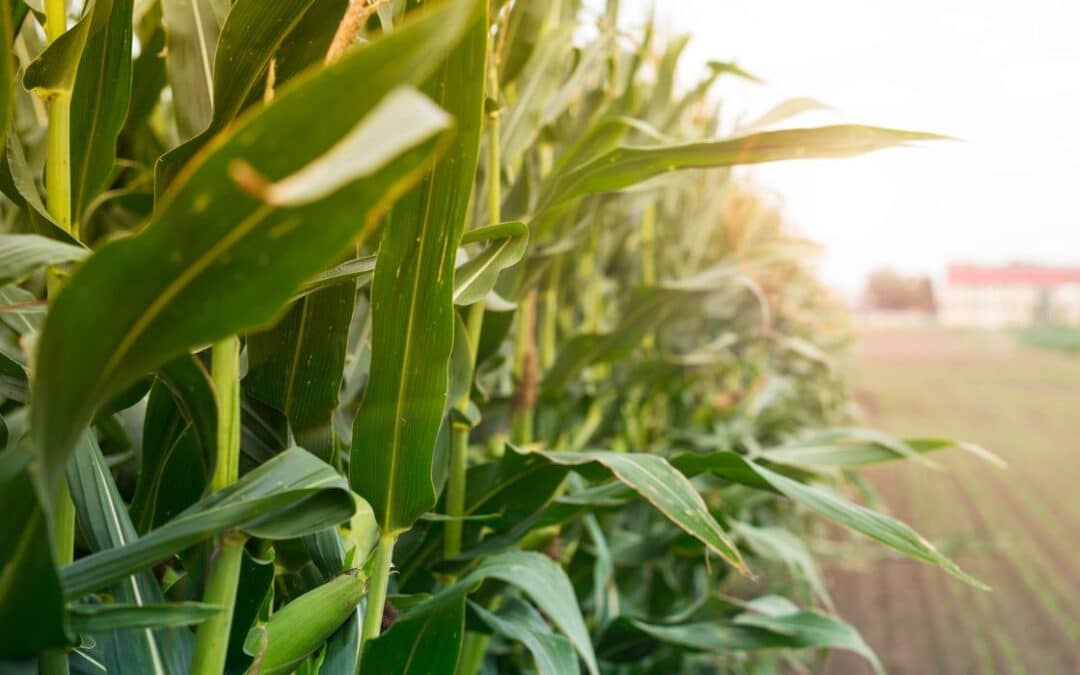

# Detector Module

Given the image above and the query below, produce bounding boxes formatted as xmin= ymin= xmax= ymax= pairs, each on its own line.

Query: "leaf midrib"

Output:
xmin=190 ymin=0 xmax=215 ymax=115
xmin=282 ymin=294 xmax=312 ymax=421
xmin=400 ymin=611 xmax=439 ymax=673
xmin=73 ymin=2 xmax=120 ymax=218
xmin=380 ymin=155 xmax=440 ymax=532
xmin=0 ymin=507 xmax=43 ymax=614
xmin=94 ymin=204 xmax=276 ymax=418
xmin=453 ymin=236 xmax=511 ymax=302
xmin=606 ymin=455 xmax=744 ymax=570
xmin=90 ymin=446 xmax=168 ymax=674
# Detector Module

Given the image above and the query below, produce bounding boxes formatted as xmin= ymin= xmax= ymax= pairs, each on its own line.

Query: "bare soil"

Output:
xmin=823 ymin=327 xmax=1080 ymax=675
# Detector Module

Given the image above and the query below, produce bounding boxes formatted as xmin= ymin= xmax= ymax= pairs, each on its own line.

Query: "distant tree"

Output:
xmin=863 ymin=269 xmax=936 ymax=311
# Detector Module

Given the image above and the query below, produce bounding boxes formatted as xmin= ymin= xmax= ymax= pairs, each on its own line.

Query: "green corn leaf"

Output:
xmin=21 ymin=0 xmax=134 ymax=238
xmin=539 ymin=125 xmax=948 ymax=213
xmin=368 ymin=550 xmax=597 ymax=675
xmin=61 ymin=447 xmax=354 ymax=599
xmin=360 ymin=586 xmax=466 ymax=675
xmin=241 ymin=86 xmax=452 ymax=207
xmin=445 ymin=311 xmax=476 ymax=422
xmin=350 ymin=0 xmax=487 ymax=534
xmin=296 ymin=256 xmax=376 ymax=298
xmin=99 ymin=375 xmax=154 ymax=417
xmin=319 ymin=611 xmax=362 ymax=675
xmin=677 ymin=451 xmax=984 ymax=588
xmin=0 ymin=284 xmax=44 ymax=336
xmin=661 ymin=61 xmax=762 ymax=130
xmin=602 ymin=600 xmax=881 ymax=674
xmin=470 ymin=598 xmax=579 ymax=675
xmin=5 ymin=0 xmax=21 ymax=34
xmin=156 ymin=0 xmax=322 ymax=188
xmin=0 ymin=350 xmax=28 ymax=402
xmin=540 ymin=254 xmax=777 ymax=393
xmin=497 ymin=0 xmax=546 ymax=87
xmin=67 ymin=431 xmax=196 ymax=673
xmin=498 ymin=23 xmax=572 ymax=169
xmin=225 ymin=549 xmax=276 ymax=673
xmin=541 ymin=289 xmax=679 ymax=397
xmin=730 ymin=597 xmax=881 ymax=673
xmin=761 ymin=428 xmax=953 ymax=468
xmin=70 ymin=646 xmax=110 ymax=674
xmin=0 ymin=137 xmax=46 ymax=222
xmin=0 ymin=133 xmax=77 ymax=243
xmin=502 ymin=26 xmax=611 ymax=169
xmin=0 ymin=0 xmax=14 ymax=142
xmin=157 ymin=353 xmax=218 ymax=471
xmin=130 ymin=378 xmax=209 ymax=533
xmin=542 ymin=265 xmax=759 ymax=396
xmin=240 ymin=393 xmax=291 ymax=468
xmin=406 ymin=438 xmax=754 ymax=580
xmin=522 ymin=448 xmax=748 ymax=575
xmin=0 ymin=446 xmax=67 ymax=658
xmin=705 ymin=60 xmax=762 ymax=84
xmin=670 ymin=452 xmax=781 ymax=493
xmin=125 ymin=2 xmax=167 ymax=132
xmin=67 ymin=602 xmax=222 ymax=633
xmin=752 ymin=459 xmax=985 ymax=588
xmin=23 ymin=1 xmax=100 ymax=96
xmin=734 ymin=523 xmax=831 ymax=609
xmin=69 ymin=0 xmax=134 ymax=223
xmin=395 ymin=450 xmax=569 ymax=582
xmin=455 ymin=221 xmax=529 ymax=305
xmin=761 ymin=428 xmax=1004 ymax=469
xmin=159 ymin=0 xmax=230 ymax=139
xmin=641 ymin=35 xmax=690 ymax=125
xmin=463 ymin=550 xmax=598 ymax=675
xmin=246 ymin=280 xmax=355 ymax=448
xmin=471 ymin=295 xmax=515 ymax=363
xmin=31 ymin=0 xmax=478 ymax=500
xmin=298 ymin=222 xmax=528 ymax=305
xmin=465 ymin=445 xmax=571 ymax=527
xmin=270 ymin=0 xmax=347 ymax=84
xmin=522 ymin=34 xmax=610 ymax=151
xmin=582 ymin=513 xmax=616 ymax=624
xmin=548 ymin=116 xmax=640 ymax=178
xmin=0 ymin=233 xmax=87 ymax=285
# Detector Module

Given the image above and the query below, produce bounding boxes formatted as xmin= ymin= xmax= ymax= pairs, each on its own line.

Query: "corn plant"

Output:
xmin=0 ymin=1 xmax=987 ymax=674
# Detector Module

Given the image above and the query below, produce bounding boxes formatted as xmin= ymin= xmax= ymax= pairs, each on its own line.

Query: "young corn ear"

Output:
xmin=245 ymin=571 xmax=366 ymax=675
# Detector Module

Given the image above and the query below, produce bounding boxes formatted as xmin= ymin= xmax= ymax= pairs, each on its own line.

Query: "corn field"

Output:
xmin=0 ymin=1 xmax=988 ymax=673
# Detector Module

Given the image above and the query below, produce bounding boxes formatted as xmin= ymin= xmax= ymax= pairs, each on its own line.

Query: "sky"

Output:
xmin=603 ymin=0 xmax=1080 ymax=296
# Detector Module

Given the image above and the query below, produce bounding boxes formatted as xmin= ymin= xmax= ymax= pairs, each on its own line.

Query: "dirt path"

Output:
xmin=824 ymin=327 xmax=1080 ymax=675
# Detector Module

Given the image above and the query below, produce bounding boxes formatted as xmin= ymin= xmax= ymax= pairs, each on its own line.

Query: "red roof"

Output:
xmin=948 ymin=264 xmax=1080 ymax=287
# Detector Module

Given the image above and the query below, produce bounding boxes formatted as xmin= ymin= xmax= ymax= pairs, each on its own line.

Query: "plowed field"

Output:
xmin=825 ymin=327 xmax=1079 ymax=674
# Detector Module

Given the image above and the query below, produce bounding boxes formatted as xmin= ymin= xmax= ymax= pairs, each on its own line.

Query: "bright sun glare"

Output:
xmin=610 ymin=0 xmax=1080 ymax=297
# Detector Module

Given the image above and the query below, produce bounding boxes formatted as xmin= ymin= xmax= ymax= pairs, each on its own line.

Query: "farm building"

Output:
xmin=939 ymin=263 xmax=1080 ymax=327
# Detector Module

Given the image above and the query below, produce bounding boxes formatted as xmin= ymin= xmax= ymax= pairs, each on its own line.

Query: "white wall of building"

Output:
xmin=939 ymin=283 xmax=1080 ymax=327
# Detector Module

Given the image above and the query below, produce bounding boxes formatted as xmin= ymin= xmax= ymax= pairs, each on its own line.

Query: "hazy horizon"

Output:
xmin=598 ymin=0 xmax=1080 ymax=298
